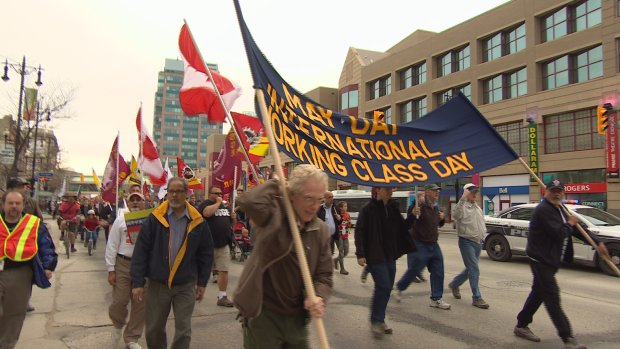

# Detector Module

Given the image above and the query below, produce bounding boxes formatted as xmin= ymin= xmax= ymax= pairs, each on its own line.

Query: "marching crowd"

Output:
xmin=0 ymin=165 xmax=611 ymax=349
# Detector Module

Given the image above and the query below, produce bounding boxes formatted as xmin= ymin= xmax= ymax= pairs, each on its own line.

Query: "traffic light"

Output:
xmin=597 ymin=105 xmax=611 ymax=135
xmin=373 ymin=110 xmax=385 ymax=122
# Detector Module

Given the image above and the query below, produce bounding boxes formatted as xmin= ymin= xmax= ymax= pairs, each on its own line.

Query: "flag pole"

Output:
xmin=182 ymin=19 xmax=260 ymax=183
xmin=232 ymin=165 xmax=237 ymax=208
xmin=256 ymin=88 xmax=330 ymax=349
xmin=116 ymin=131 xmax=120 ymax=213
xmin=517 ymin=157 xmax=620 ymax=277
xmin=138 ymin=103 xmax=144 ymax=193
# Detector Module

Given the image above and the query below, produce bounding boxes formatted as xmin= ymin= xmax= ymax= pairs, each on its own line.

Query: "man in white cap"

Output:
xmin=448 ymin=183 xmax=489 ymax=309
xmin=105 ymin=192 xmax=147 ymax=349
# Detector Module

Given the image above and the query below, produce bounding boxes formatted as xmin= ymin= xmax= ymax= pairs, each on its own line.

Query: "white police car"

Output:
xmin=484 ymin=204 xmax=620 ymax=276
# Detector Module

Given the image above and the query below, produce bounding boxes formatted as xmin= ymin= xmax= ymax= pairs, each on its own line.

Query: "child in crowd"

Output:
xmin=83 ymin=209 xmax=100 ymax=250
xmin=336 ymin=201 xmax=351 ymax=275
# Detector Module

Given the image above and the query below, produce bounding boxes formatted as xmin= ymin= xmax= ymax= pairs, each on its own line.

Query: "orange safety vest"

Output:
xmin=0 ymin=214 xmax=40 ymax=262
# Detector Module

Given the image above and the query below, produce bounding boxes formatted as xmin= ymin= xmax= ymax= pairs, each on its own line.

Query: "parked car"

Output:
xmin=484 ymin=204 xmax=620 ymax=276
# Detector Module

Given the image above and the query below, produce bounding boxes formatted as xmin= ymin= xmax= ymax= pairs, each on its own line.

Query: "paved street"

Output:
xmin=15 ymin=214 xmax=620 ymax=349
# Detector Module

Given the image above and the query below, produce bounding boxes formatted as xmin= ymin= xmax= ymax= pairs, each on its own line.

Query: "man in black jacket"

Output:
xmin=317 ymin=191 xmax=342 ymax=257
xmin=130 ymin=177 xmax=214 ymax=349
xmin=355 ymin=187 xmax=415 ymax=339
xmin=514 ymin=179 xmax=608 ymax=349
xmin=395 ymin=183 xmax=448 ymax=309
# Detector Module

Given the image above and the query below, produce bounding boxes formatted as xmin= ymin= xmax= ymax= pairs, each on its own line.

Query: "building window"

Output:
xmin=437 ymin=84 xmax=471 ymax=107
xmin=340 ymin=86 xmax=359 ymax=111
xmin=399 ymin=62 xmax=427 ymax=89
xmin=483 ymin=67 xmax=527 ymax=104
xmin=199 ymin=159 xmax=207 ymax=168
xmin=542 ymin=46 xmax=602 ymax=90
xmin=483 ymin=23 xmax=526 ymax=62
xmin=400 ymin=97 xmax=427 ymax=123
xmin=437 ymin=45 xmax=470 ymax=77
xmin=494 ymin=122 xmax=529 ymax=156
xmin=369 ymin=75 xmax=391 ymax=100
xmin=544 ymin=108 xmax=605 ymax=153
xmin=163 ymin=129 xmax=180 ymax=142
xmin=541 ymin=0 xmax=602 ymax=43
xmin=383 ymin=107 xmax=392 ymax=124
xmin=166 ymin=75 xmax=183 ymax=84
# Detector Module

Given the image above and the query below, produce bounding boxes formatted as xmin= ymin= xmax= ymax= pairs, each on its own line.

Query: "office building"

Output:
xmin=338 ymin=0 xmax=620 ymax=217
xmin=152 ymin=58 xmax=223 ymax=170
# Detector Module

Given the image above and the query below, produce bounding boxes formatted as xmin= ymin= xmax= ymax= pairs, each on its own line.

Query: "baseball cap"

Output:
xmin=545 ymin=179 xmax=564 ymax=191
xmin=7 ymin=177 xmax=28 ymax=189
xmin=464 ymin=183 xmax=479 ymax=191
xmin=424 ymin=183 xmax=440 ymax=190
xmin=87 ymin=209 xmax=95 ymax=215
xmin=128 ymin=192 xmax=145 ymax=201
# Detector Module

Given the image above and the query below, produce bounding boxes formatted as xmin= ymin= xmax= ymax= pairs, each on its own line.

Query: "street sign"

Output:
xmin=0 ymin=145 xmax=15 ymax=165
xmin=38 ymin=172 xmax=53 ymax=178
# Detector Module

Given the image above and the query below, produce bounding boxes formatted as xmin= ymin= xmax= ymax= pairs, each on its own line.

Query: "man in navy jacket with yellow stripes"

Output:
xmin=131 ymin=177 xmax=214 ymax=349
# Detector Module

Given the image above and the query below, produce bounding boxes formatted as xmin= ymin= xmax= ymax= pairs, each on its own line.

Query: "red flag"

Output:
xmin=101 ymin=136 xmax=131 ymax=203
xmin=178 ymin=24 xmax=242 ymax=122
xmin=136 ymin=107 xmax=167 ymax=186
xmin=177 ymin=157 xmax=204 ymax=190
xmin=211 ymin=130 xmax=242 ymax=195
xmin=231 ymin=112 xmax=269 ymax=164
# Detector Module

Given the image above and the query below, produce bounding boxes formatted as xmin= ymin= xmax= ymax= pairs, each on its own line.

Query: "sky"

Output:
xmin=0 ymin=0 xmax=511 ymax=176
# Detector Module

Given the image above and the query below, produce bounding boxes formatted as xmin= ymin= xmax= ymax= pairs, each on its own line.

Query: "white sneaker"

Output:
xmin=393 ymin=290 xmax=402 ymax=302
xmin=112 ymin=327 xmax=122 ymax=341
xmin=430 ymin=299 xmax=451 ymax=310
xmin=126 ymin=342 xmax=142 ymax=349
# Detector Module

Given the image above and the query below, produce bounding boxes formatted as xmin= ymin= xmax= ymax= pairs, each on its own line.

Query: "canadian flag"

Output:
xmin=178 ymin=24 xmax=242 ymax=122
xmin=136 ymin=107 xmax=167 ymax=186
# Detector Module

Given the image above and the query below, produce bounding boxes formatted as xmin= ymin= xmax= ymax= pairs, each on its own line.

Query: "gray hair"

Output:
xmin=167 ymin=177 xmax=188 ymax=192
xmin=288 ymin=164 xmax=328 ymax=195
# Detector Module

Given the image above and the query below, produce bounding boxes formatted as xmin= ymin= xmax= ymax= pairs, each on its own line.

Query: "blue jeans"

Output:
xmin=367 ymin=261 xmax=396 ymax=324
xmin=450 ymin=237 xmax=483 ymax=300
xmin=84 ymin=228 xmax=99 ymax=244
xmin=396 ymin=241 xmax=444 ymax=301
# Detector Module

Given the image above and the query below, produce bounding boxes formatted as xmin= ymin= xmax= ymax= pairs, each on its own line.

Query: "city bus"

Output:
xmin=332 ymin=190 xmax=416 ymax=227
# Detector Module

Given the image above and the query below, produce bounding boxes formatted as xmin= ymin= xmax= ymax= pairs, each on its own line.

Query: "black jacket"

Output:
xmin=354 ymin=198 xmax=416 ymax=264
xmin=527 ymin=199 xmax=600 ymax=268
xmin=317 ymin=204 xmax=342 ymax=236
xmin=130 ymin=201 xmax=214 ymax=288
xmin=408 ymin=200 xmax=445 ymax=244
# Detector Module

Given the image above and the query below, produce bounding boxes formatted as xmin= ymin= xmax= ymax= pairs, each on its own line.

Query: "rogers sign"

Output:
xmin=541 ymin=182 xmax=607 ymax=194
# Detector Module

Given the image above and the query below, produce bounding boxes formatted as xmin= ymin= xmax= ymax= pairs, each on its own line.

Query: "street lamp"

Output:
xmin=1 ymin=57 xmax=44 ymax=178
xmin=29 ymin=101 xmax=52 ymax=197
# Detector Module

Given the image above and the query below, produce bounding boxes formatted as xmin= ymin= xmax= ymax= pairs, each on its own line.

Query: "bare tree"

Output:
xmin=2 ymin=79 xmax=77 ymax=181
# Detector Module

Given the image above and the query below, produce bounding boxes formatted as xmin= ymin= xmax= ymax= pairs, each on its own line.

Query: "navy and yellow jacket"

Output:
xmin=130 ymin=201 xmax=214 ymax=288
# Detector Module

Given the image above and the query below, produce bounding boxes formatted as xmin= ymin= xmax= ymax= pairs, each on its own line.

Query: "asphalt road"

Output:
xmin=14 ymin=214 xmax=620 ymax=349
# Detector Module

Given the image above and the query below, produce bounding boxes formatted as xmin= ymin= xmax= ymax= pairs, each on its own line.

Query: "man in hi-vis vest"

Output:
xmin=0 ymin=191 xmax=57 ymax=348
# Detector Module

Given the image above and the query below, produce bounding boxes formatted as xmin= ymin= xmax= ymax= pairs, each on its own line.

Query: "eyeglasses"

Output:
xmin=211 ymin=192 xmax=223 ymax=196
xmin=302 ymin=196 xmax=323 ymax=205
xmin=168 ymin=189 xmax=186 ymax=195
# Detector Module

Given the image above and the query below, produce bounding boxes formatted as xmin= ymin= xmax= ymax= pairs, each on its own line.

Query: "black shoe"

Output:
xmin=27 ymin=304 xmax=35 ymax=312
xmin=71 ymin=247 xmax=77 ymax=253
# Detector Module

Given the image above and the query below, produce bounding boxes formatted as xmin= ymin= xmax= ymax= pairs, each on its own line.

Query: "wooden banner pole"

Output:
xmin=256 ymin=88 xmax=330 ymax=349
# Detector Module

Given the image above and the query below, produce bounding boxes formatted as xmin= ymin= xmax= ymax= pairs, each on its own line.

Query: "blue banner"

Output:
xmin=233 ymin=1 xmax=519 ymax=187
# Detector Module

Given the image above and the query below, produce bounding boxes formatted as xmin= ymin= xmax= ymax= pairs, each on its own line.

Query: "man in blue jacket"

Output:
xmin=514 ymin=179 xmax=609 ymax=349
xmin=130 ymin=177 xmax=214 ymax=349
xmin=0 ymin=191 xmax=57 ymax=349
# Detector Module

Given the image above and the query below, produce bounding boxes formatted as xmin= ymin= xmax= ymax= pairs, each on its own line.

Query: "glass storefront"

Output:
xmin=542 ymin=169 xmax=607 ymax=211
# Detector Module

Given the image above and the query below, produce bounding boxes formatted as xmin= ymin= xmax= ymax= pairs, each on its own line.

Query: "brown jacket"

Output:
xmin=233 ymin=179 xmax=333 ymax=319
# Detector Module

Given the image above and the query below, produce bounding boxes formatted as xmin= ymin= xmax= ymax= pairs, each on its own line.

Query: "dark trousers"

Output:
xmin=367 ymin=261 xmax=396 ymax=324
xmin=145 ymin=279 xmax=196 ymax=349
xmin=330 ymin=234 xmax=338 ymax=255
xmin=243 ymin=307 xmax=308 ymax=349
xmin=517 ymin=260 xmax=572 ymax=341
